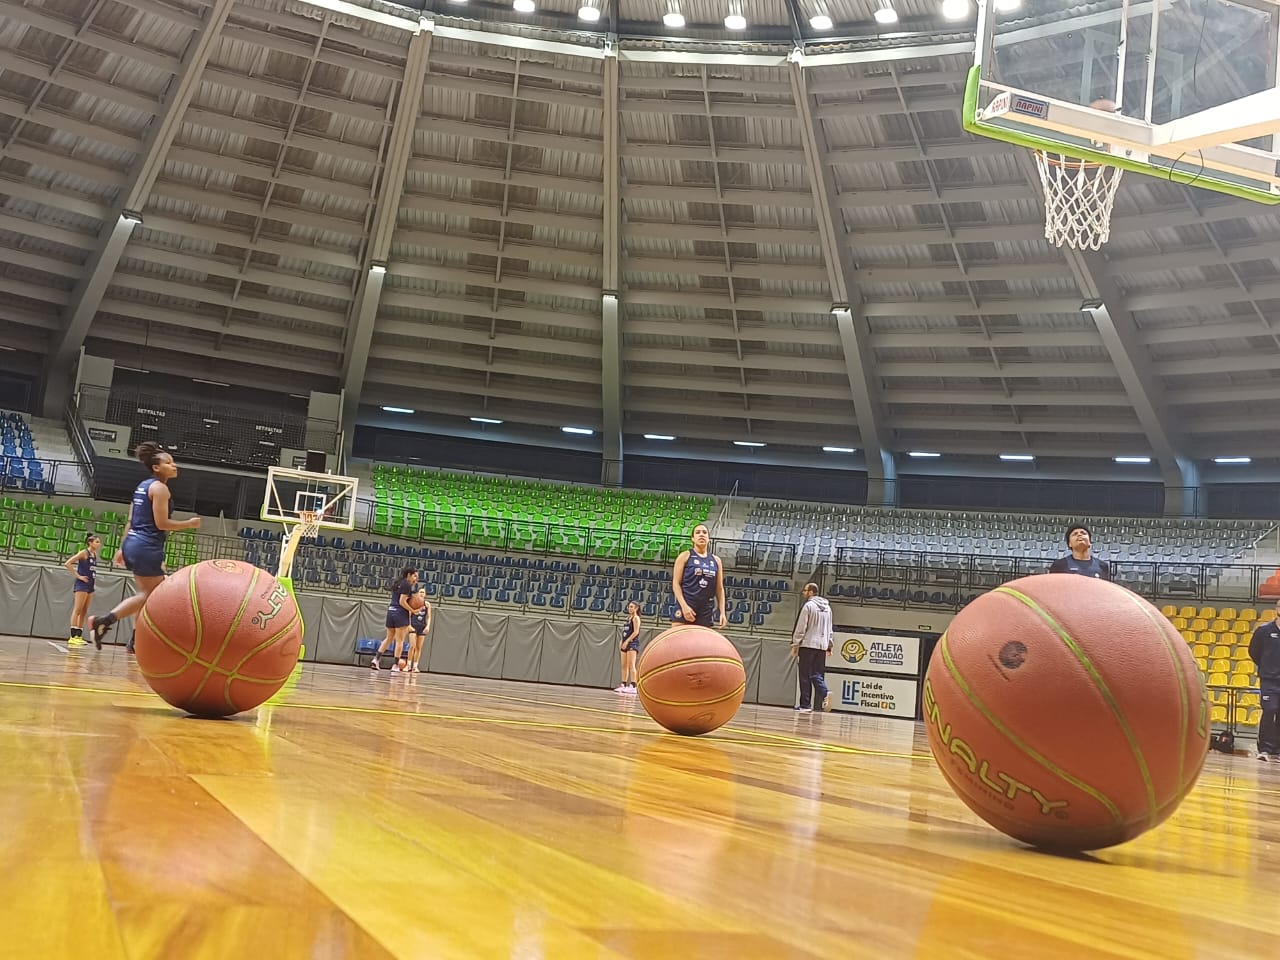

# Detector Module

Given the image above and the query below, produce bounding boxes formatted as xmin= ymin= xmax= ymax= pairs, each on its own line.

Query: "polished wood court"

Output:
xmin=2 ymin=635 xmax=1277 ymax=959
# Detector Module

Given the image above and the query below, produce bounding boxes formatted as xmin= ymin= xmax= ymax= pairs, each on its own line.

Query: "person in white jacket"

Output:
xmin=791 ymin=582 xmax=833 ymax=712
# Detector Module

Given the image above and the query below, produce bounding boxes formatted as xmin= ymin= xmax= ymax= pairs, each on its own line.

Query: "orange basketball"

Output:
xmin=409 ymin=592 xmax=426 ymax=611
xmin=924 ymin=574 xmax=1208 ymax=851
xmin=135 ymin=559 xmax=304 ymax=718
xmin=636 ymin=625 xmax=746 ymax=736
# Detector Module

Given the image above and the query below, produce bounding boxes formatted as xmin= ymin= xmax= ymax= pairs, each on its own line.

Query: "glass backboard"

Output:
xmin=262 ymin=466 xmax=358 ymax=531
xmin=967 ymin=0 xmax=1280 ymax=201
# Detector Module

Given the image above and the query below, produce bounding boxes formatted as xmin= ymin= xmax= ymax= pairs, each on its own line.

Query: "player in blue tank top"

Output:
xmin=63 ymin=533 xmax=101 ymax=647
xmin=614 ymin=600 xmax=642 ymax=694
xmin=407 ymin=586 xmax=432 ymax=673
xmin=87 ymin=442 xmax=201 ymax=650
xmin=371 ymin=568 xmax=419 ymax=671
xmin=672 ymin=523 xmax=727 ymax=629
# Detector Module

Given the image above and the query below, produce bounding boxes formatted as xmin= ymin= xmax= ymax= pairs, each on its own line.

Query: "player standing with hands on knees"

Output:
xmin=88 ymin=442 xmax=201 ymax=649
xmin=672 ymin=523 xmax=727 ymax=629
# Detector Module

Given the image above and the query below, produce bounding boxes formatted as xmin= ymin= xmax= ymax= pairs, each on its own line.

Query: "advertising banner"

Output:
xmin=832 ymin=632 xmax=921 ymax=677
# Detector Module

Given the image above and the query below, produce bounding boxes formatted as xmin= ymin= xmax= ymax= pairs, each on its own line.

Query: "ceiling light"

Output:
xmin=724 ymin=13 xmax=747 ymax=29
xmin=809 ymin=14 xmax=833 ymax=29
xmin=644 ymin=433 xmax=676 ymax=440
xmin=1214 ymin=456 xmax=1252 ymax=464
xmin=470 ymin=416 xmax=503 ymax=425
xmin=1000 ymin=453 xmax=1035 ymax=462
xmin=993 ymin=0 xmax=1022 ymax=10
xmin=577 ymin=4 xmax=600 ymax=20
xmin=734 ymin=440 xmax=766 ymax=447
xmin=823 ymin=446 xmax=855 ymax=453
xmin=370 ymin=263 xmax=386 ymax=274
xmin=381 ymin=406 xmax=415 ymax=414
xmin=562 ymin=426 xmax=594 ymax=435
xmin=941 ymin=0 xmax=969 ymax=20
xmin=873 ymin=0 xmax=898 ymax=24
xmin=662 ymin=11 xmax=685 ymax=27
xmin=513 ymin=0 xmax=535 ymax=12
xmin=908 ymin=451 xmax=940 ymax=458
xmin=1113 ymin=456 xmax=1152 ymax=464
xmin=191 ymin=378 xmax=230 ymax=387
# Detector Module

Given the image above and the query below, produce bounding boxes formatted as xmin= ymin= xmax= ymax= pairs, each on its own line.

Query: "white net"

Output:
xmin=1034 ymin=151 xmax=1124 ymax=251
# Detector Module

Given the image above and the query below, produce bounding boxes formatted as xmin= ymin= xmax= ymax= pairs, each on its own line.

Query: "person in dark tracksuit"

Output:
xmin=1248 ymin=601 xmax=1280 ymax=761
xmin=87 ymin=442 xmax=201 ymax=650
xmin=1048 ymin=524 xmax=1111 ymax=580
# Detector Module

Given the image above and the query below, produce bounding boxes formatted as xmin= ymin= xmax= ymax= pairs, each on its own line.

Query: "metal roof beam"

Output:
xmin=789 ymin=57 xmax=895 ymax=503
xmin=601 ymin=48 xmax=623 ymax=486
xmin=39 ymin=0 xmax=234 ymax=417
xmin=340 ymin=16 xmax=434 ymax=460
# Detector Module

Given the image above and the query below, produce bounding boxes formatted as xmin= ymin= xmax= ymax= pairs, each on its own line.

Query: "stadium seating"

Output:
xmin=0 ymin=411 xmax=53 ymax=494
xmin=0 ymin=497 xmax=198 ymax=567
xmin=370 ymin=466 xmax=713 ymax=562
xmin=743 ymin=500 xmax=1271 ymax=574
xmin=1164 ymin=603 xmax=1276 ymax=701
xmin=236 ymin=527 xmax=787 ymax=628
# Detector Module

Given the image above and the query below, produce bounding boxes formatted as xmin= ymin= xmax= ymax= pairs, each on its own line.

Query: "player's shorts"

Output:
xmin=623 ymin=639 xmax=640 ymax=652
xmin=386 ymin=607 xmax=411 ymax=630
xmin=673 ymin=604 xmax=716 ymax=628
xmin=73 ymin=580 xmax=95 ymax=594
xmin=411 ymin=620 xmax=428 ymax=636
xmin=122 ymin=538 xmax=166 ymax=578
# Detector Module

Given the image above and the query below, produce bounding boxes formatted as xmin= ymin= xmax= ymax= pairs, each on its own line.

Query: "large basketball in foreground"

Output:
xmin=924 ymin=574 xmax=1208 ymax=851
xmin=637 ymin=625 xmax=746 ymax=736
xmin=135 ymin=559 xmax=304 ymax=718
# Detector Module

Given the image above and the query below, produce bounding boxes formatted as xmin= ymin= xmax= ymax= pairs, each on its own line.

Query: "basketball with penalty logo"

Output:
xmin=135 ymin=559 xmax=304 ymax=718
xmin=923 ymin=574 xmax=1208 ymax=851
xmin=636 ymin=624 xmax=746 ymax=736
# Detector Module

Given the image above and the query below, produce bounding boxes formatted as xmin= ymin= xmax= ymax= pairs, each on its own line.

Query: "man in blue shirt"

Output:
xmin=1248 ymin=600 xmax=1280 ymax=761
xmin=1048 ymin=524 xmax=1111 ymax=581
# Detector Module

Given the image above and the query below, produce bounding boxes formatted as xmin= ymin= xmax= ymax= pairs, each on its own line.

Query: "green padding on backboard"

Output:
xmin=962 ymin=66 xmax=1280 ymax=206
xmin=278 ymin=575 xmax=305 ymax=661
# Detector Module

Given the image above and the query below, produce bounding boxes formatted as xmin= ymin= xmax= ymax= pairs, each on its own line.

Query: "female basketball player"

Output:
xmin=87 ymin=443 xmax=201 ymax=650
xmin=371 ymin=567 xmax=418 ymax=671
xmin=672 ymin=523 xmax=727 ymax=629
xmin=614 ymin=600 xmax=642 ymax=693
xmin=64 ymin=533 xmax=101 ymax=647
xmin=407 ymin=586 xmax=431 ymax=673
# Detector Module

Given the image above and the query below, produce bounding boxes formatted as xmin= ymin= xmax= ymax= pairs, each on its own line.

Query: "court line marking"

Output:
xmin=0 ymin=677 xmax=926 ymax=760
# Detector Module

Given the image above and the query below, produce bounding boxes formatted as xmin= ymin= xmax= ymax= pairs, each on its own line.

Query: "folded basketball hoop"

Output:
xmin=1034 ymin=150 xmax=1124 ymax=251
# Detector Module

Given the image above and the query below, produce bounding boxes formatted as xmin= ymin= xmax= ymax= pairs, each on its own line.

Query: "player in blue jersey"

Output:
xmin=371 ymin=567 xmax=419 ymax=671
xmin=614 ymin=600 xmax=642 ymax=693
xmin=672 ymin=523 xmax=727 ymax=629
xmin=1048 ymin=524 xmax=1111 ymax=581
xmin=87 ymin=442 xmax=201 ymax=649
xmin=407 ymin=586 xmax=432 ymax=673
xmin=63 ymin=533 xmax=102 ymax=647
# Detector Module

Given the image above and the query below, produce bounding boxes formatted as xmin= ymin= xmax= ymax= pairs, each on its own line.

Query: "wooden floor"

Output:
xmin=2 ymin=637 xmax=1277 ymax=960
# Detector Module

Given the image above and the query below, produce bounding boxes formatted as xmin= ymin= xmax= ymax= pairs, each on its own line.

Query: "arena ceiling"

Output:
xmin=1 ymin=0 xmax=1279 ymax=485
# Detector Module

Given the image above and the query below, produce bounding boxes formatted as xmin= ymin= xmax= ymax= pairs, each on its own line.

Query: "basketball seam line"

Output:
xmin=1117 ymin=588 xmax=1201 ymax=808
xmin=641 ymin=656 xmax=746 ymax=676
xmin=938 ymin=632 xmax=1124 ymax=823
xmin=136 ymin=611 xmax=296 ymax=686
xmin=994 ymin=586 xmax=1157 ymax=825
xmin=187 ymin=565 xmax=259 ymax=710
xmin=637 ymin=683 xmax=747 ymax=708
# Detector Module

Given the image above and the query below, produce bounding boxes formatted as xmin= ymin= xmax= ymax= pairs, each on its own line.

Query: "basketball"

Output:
xmin=924 ymin=574 xmax=1209 ymax=851
xmin=1090 ymin=97 xmax=1118 ymax=112
xmin=135 ymin=559 xmax=304 ymax=718
xmin=409 ymin=592 xmax=425 ymax=611
xmin=636 ymin=625 xmax=746 ymax=736
xmin=397 ymin=658 xmax=408 ymax=671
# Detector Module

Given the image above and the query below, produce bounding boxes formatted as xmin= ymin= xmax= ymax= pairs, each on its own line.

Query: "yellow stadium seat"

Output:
xmin=1233 ymin=660 xmax=1254 ymax=674
xmin=1237 ymin=707 xmax=1262 ymax=726
xmin=1241 ymin=608 xmax=1259 ymax=622
xmin=1197 ymin=606 xmax=1217 ymax=619
xmin=1192 ymin=644 xmax=1209 ymax=658
xmin=1195 ymin=658 xmax=1208 ymax=672
xmin=1230 ymin=674 xmax=1252 ymax=688
xmin=1239 ymin=693 xmax=1260 ymax=707
xmin=1210 ymin=645 xmax=1231 ymax=660
xmin=1211 ymin=659 xmax=1232 ymax=673
xmin=1219 ymin=633 xmax=1238 ymax=646
xmin=1219 ymin=607 xmax=1238 ymax=620
xmin=1177 ymin=605 xmax=1196 ymax=618
xmin=1191 ymin=618 xmax=1209 ymax=631
xmin=1199 ymin=631 xmax=1218 ymax=645
xmin=1172 ymin=616 xmax=1189 ymax=630
xmin=1233 ymin=646 xmax=1251 ymax=660
xmin=1232 ymin=619 xmax=1251 ymax=633
xmin=1210 ymin=619 xmax=1229 ymax=632
xmin=1261 ymin=610 xmax=1278 ymax=623
xmin=1209 ymin=672 xmax=1229 ymax=686
xmin=1181 ymin=630 xmax=1197 ymax=644
xmin=1161 ymin=604 xmax=1178 ymax=617
xmin=1209 ymin=689 xmax=1230 ymax=705
xmin=1211 ymin=705 xmax=1229 ymax=723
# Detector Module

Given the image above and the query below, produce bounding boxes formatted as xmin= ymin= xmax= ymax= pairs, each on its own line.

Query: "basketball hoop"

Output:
xmin=277 ymin=509 xmax=321 ymax=581
xmin=1034 ymin=150 xmax=1124 ymax=251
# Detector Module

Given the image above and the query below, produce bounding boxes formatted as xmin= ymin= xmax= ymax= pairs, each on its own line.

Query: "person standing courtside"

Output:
xmin=1248 ymin=600 xmax=1280 ymax=762
xmin=1048 ymin=524 xmax=1111 ymax=581
xmin=792 ymin=583 xmax=833 ymax=713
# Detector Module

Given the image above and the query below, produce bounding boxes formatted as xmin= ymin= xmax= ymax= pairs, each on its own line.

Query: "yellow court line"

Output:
xmin=0 ymin=678 xmax=928 ymax=760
